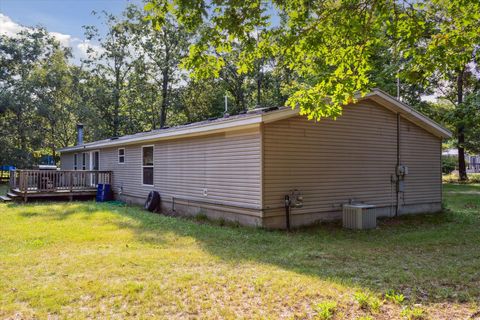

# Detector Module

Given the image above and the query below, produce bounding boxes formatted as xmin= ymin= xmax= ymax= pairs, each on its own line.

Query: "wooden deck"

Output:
xmin=7 ymin=170 xmax=112 ymax=202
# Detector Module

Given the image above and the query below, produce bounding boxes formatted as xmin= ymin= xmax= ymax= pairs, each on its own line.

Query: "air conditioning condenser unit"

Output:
xmin=342 ymin=204 xmax=377 ymax=230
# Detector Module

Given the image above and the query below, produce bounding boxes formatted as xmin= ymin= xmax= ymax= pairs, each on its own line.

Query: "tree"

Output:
xmin=30 ymin=49 xmax=78 ymax=157
xmin=398 ymin=0 xmax=480 ymax=180
xmin=0 ymin=28 xmax=61 ymax=167
xmin=83 ymin=11 xmax=137 ymax=137
xmin=144 ymin=0 xmax=395 ymax=119
xmin=145 ymin=0 xmax=480 ymax=180
xmin=128 ymin=6 xmax=190 ymax=128
xmin=123 ymin=59 xmax=162 ymax=133
xmin=171 ymin=78 xmax=225 ymax=124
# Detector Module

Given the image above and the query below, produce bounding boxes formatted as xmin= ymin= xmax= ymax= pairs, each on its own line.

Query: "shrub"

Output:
xmin=385 ymin=289 xmax=405 ymax=305
xmin=443 ymin=173 xmax=480 ymax=184
xmin=401 ymin=306 xmax=427 ymax=320
xmin=194 ymin=213 xmax=208 ymax=222
xmin=354 ymin=291 xmax=382 ymax=313
xmin=313 ymin=300 xmax=337 ymax=320
xmin=442 ymin=155 xmax=457 ymax=174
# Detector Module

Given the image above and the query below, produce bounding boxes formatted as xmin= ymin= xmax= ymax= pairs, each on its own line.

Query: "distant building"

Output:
xmin=442 ymin=148 xmax=480 ymax=173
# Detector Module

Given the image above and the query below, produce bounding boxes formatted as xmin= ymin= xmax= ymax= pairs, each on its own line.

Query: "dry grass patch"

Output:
xmin=0 ymin=183 xmax=479 ymax=318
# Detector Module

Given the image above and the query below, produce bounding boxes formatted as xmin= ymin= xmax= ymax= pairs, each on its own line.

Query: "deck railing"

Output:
xmin=9 ymin=170 xmax=112 ymax=193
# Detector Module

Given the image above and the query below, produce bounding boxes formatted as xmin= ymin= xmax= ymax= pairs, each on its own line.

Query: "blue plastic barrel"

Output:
xmin=96 ymin=184 xmax=112 ymax=202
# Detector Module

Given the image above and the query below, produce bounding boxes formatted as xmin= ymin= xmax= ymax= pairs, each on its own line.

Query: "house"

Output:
xmin=58 ymin=89 xmax=451 ymax=229
xmin=443 ymin=148 xmax=480 ymax=173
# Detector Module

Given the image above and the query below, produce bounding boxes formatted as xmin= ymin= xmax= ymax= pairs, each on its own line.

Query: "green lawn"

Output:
xmin=0 ymin=184 xmax=479 ymax=319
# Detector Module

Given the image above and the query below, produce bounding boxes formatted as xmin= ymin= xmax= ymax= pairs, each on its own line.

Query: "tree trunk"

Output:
xmin=113 ymin=91 xmax=120 ymax=137
xmin=256 ymin=61 xmax=262 ymax=108
xmin=160 ymin=67 xmax=169 ymax=128
xmin=113 ymin=80 xmax=120 ymax=137
xmin=17 ymin=112 xmax=26 ymax=151
xmin=234 ymin=87 xmax=246 ymax=112
xmin=457 ymin=70 xmax=467 ymax=181
xmin=51 ymin=125 xmax=56 ymax=160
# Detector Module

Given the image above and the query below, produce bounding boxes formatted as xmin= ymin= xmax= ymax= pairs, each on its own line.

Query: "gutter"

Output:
xmin=59 ymin=107 xmax=300 ymax=153
xmin=364 ymin=89 xmax=452 ymax=138
xmin=59 ymin=90 xmax=451 ymax=154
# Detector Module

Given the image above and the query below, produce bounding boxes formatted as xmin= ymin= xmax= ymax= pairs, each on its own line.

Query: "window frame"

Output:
xmin=82 ymin=152 xmax=87 ymax=170
xmin=73 ymin=153 xmax=78 ymax=170
xmin=141 ymin=145 xmax=154 ymax=186
xmin=90 ymin=150 xmax=100 ymax=170
xmin=118 ymin=148 xmax=125 ymax=164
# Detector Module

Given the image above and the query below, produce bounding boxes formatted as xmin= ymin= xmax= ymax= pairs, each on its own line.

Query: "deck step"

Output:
xmin=7 ymin=192 xmax=19 ymax=198
xmin=0 ymin=195 xmax=12 ymax=202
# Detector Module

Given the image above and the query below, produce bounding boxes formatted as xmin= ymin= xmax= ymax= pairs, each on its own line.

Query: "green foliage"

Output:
xmin=354 ymin=291 xmax=383 ymax=313
xmin=146 ymin=0 xmax=392 ymax=120
xmin=399 ymin=1 xmax=480 ymax=86
xmin=0 ymin=28 xmax=76 ymax=167
xmin=442 ymin=156 xmax=457 ymax=174
xmin=1 ymin=185 xmax=480 ymax=317
xmin=401 ymin=306 xmax=427 ymax=320
xmin=3 ymin=0 xmax=479 ymax=172
xmin=461 ymin=93 xmax=480 ymax=154
xmin=2 ymin=3 xmax=267 ymax=167
xmin=171 ymin=79 xmax=225 ymax=124
xmin=313 ymin=300 xmax=337 ymax=320
xmin=443 ymin=173 xmax=480 ymax=184
xmin=385 ymin=290 xmax=405 ymax=305
xmin=144 ymin=0 xmax=479 ymax=120
xmin=83 ymin=10 xmax=137 ymax=137
xmin=144 ymin=0 xmax=480 ymax=182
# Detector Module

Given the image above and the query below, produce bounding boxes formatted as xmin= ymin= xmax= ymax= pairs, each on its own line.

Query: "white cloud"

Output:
xmin=0 ymin=13 xmax=103 ymax=64
xmin=0 ymin=13 xmax=72 ymax=47
xmin=0 ymin=13 xmax=26 ymax=37
xmin=76 ymin=40 xmax=105 ymax=59
xmin=49 ymin=31 xmax=72 ymax=47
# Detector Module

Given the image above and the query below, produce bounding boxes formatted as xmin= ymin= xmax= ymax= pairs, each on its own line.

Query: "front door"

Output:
xmin=90 ymin=151 xmax=100 ymax=186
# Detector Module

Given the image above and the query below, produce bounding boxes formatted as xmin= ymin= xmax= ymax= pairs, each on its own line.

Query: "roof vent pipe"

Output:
xmin=76 ymin=123 xmax=84 ymax=145
xmin=224 ymin=93 xmax=229 ymax=118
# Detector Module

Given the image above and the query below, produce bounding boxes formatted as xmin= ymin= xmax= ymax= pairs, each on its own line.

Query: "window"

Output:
xmin=92 ymin=151 xmax=99 ymax=170
xmin=73 ymin=154 xmax=78 ymax=170
xmin=118 ymin=148 xmax=125 ymax=164
xmin=82 ymin=153 xmax=86 ymax=170
xmin=142 ymin=146 xmax=154 ymax=186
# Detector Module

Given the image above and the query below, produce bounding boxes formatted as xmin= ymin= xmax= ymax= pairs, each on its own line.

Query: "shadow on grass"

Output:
xmin=7 ymin=189 xmax=480 ymax=305
xmin=12 ymin=201 xmax=99 ymax=221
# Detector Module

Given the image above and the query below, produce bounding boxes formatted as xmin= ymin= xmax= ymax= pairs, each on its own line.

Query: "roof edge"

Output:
xmin=363 ymin=89 xmax=452 ymax=138
xmin=58 ymin=112 xmax=270 ymax=153
xmin=59 ymin=89 xmax=451 ymax=153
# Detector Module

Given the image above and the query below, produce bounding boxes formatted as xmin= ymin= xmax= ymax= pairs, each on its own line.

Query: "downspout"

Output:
xmin=396 ymin=113 xmax=400 ymax=216
xmin=284 ymin=195 xmax=291 ymax=231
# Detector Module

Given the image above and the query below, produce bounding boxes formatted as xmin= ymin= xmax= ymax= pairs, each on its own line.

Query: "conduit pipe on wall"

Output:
xmin=396 ymin=113 xmax=401 ymax=217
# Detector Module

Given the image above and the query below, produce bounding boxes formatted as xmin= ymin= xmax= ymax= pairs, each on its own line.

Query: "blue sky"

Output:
xmin=0 ymin=0 xmax=281 ymax=63
xmin=1 ymin=0 xmax=142 ymax=38
xmin=0 ymin=0 xmax=143 ymax=62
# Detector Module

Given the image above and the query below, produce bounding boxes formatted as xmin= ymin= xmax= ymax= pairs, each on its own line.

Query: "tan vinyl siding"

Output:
xmin=99 ymin=146 xmax=143 ymax=197
xmin=263 ymin=102 xmax=399 ymax=227
xmin=60 ymin=153 xmax=74 ymax=170
xmin=99 ymin=128 xmax=262 ymax=212
xmin=262 ymin=101 xmax=443 ymax=228
xmin=60 ymin=152 xmax=90 ymax=170
xmin=399 ymin=117 xmax=442 ymax=206
xmin=59 ymin=97 xmax=443 ymax=228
